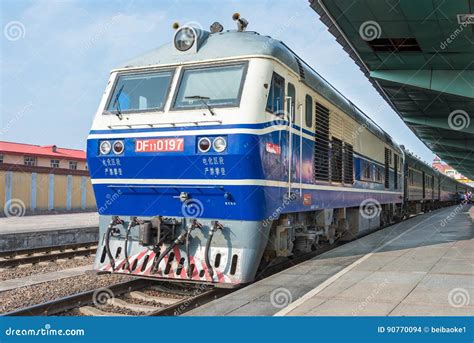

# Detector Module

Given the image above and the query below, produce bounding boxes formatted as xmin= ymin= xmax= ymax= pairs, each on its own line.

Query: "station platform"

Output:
xmin=0 ymin=212 xmax=99 ymax=252
xmin=188 ymin=204 xmax=473 ymax=316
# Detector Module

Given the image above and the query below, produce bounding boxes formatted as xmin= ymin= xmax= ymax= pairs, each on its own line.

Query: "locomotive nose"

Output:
xmin=87 ymin=131 xmax=265 ymax=221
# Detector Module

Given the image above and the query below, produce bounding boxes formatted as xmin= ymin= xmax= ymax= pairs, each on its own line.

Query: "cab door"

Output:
xmin=286 ymin=82 xmax=296 ymax=197
xmin=422 ymin=171 xmax=426 ymax=199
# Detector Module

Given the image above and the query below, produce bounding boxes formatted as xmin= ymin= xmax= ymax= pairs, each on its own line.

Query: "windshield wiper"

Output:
xmin=112 ymin=85 xmax=124 ymax=120
xmin=185 ymin=95 xmax=216 ymax=116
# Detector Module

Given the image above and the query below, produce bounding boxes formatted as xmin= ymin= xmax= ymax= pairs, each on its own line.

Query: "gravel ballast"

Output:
xmin=0 ymin=256 xmax=95 ymax=282
xmin=0 ymin=273 xmax=135 ymax=314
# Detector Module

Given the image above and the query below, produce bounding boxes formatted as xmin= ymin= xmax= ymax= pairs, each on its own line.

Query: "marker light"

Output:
xmin=100 ymin=141 xmax=112 ymax=155
xmin=198 ymin=137 xmax=211 ymax=153
xmin=174 ymin=27 xmax=196 ymax=51
xmin=212 ymin=137 xmax=227 ymax=152
xmin=113 ymin=140 xmax=124 ymax=154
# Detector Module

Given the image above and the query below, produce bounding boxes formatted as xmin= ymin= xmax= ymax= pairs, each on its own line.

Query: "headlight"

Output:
xmin=198 ymin=137 xmax=211 ymax=153
xmin=212 ymin=137 xmax=227 ymax=152
xmin=113 ymin=140 xmax=124 ymax=154
xmin=99 ymin=141 xmax=111 ymax=155
xmin=174 ymin=27 xmax=195 ymax=51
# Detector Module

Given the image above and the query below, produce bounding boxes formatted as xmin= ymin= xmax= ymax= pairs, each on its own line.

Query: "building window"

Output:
xmin=24 ymin=156 xmax=37 ymax=166
xmin=0 ymin=154 xmax=3 ymax=163
xmin=85 ymin=163 xmax=88 ymax=171
xmin=69 ymin=161 xmax=78 ymax=170
xmin=50 ymin=159 xmax=60 ymax=168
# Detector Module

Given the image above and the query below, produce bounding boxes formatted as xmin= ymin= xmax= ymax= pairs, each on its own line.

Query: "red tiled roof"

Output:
xmin=432 ymin=156 xmax=450 ymax=174
xmin=0 ymin=141 xmax=85 ymax=160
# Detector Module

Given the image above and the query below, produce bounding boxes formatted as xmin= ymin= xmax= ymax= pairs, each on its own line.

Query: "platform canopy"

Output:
xmin=310 ymin=0 xmax=474 ymax=179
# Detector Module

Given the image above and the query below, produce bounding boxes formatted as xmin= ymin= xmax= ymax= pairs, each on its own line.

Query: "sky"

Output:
xmin=1 ymin=0 xmax=435 ymax=164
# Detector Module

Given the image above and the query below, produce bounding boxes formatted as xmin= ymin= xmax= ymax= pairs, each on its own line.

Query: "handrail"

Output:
xmin=286 ymin=96 xmax=293 ymax=196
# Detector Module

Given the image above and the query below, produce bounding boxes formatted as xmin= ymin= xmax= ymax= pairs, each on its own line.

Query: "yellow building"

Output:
xmin=0 ymin=141 xmax=96 ymax=216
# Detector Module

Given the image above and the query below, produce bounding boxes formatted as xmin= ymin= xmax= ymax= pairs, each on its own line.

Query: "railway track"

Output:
xmin=79 ymin=283 xmax=226 ymax=316
xmin=0 ymin=243 xmax=97 ymax=268
xmin=0 ymin=219 xmax=398 ymax=317
xmin=1 ymin=215 xmax=421 ymax=317
xmin=1 ymin=241 xmax=336 ymax=317
xmin=3 ymin=279 xmax=226 ymax=317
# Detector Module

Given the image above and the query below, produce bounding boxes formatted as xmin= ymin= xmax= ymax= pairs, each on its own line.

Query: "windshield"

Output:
xmin=106 ymin=70 xmax=174 ymax=113
xmin=173 ymin=63 xmax=246 ymax=109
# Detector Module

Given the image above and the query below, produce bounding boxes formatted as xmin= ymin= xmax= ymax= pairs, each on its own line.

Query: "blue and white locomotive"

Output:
xmin=87 ymin=16 xmax=469 ymax=286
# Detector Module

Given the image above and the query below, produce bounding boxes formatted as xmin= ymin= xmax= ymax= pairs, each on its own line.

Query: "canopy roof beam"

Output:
xmin=370 ymin=70 xmax=474 ymax=99
xmin=421 ymin=137 xmax=473 ymax=150
xmin=403 ymin=116 xmax=474 ymax=134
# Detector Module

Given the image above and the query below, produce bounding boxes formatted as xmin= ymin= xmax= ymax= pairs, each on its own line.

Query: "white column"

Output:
xmin=31 ymin=172 xmax=37 ymax=211
xmin=48 ymin=174 xmax=54 ymax=210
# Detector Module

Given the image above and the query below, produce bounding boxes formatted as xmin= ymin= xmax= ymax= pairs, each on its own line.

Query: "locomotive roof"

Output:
xmin=119 ymin=30 xmax=398 ymax=148
xmin=404 ymin=151 xmax=440 ymax=175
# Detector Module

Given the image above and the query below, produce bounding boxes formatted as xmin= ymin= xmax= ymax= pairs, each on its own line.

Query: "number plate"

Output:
xmin=135 ymin=138 xmax=184 ymax=152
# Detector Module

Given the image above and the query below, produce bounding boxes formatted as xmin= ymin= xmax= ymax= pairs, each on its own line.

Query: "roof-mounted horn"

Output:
xmin=232 ymin=13 xmax=248 ymax=32
xmin=210 ymin=22 xmax=224 ymax=33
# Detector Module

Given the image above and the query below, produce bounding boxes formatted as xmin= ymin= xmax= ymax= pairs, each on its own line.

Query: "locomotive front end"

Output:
xmin=87 ymin=22 xmax=273 ymax=286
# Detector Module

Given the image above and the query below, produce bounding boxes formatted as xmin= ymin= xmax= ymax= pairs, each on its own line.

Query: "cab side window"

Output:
xmin=266 ymin=72 xmax=285 ymax=114
xmin=305 ymin=94 xmax=313 ymax=128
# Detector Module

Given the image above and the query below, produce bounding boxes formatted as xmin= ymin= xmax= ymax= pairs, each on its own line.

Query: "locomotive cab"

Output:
xmin=87 ymin=20 xmax=291 ymax=285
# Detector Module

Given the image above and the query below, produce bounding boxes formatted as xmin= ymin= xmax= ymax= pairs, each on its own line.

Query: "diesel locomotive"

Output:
xmin=87 ymin=15 xmax=472 ymax=287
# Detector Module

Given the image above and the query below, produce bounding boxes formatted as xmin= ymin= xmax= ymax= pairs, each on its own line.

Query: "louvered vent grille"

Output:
xmin=331 ymin=138 xmax=343 ymax=183
xmin=343 ymin=144 xmax=354 ymax=184
xmin=314 ymin=103 xmax=330 ymax=181
xmin=296 ymin=58 xmax=305 ymax=80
